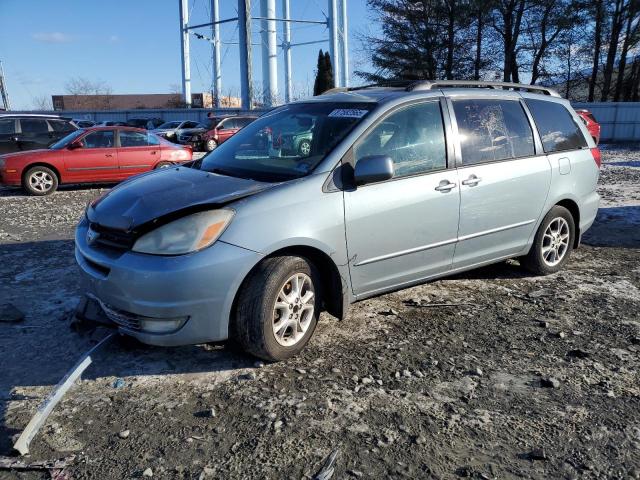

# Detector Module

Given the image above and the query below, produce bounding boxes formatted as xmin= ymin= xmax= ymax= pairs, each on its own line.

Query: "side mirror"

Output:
xmin=354 ymin=155 xmax=394 ymax=186
xmin=68 ymin=141 xmax=83 ymax=150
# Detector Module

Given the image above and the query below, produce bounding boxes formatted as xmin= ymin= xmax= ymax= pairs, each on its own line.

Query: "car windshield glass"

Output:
xmin=158 ymin=121 xmax=181 ymax=129
xmin=200 ymin=102 xmax=373 ymax=182
xmin=49 ymin=129 xmax=85 ymax=149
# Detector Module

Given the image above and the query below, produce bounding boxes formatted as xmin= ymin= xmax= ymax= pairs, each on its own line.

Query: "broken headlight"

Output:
xmin=132 ymin=209 xmax=234 ymax=255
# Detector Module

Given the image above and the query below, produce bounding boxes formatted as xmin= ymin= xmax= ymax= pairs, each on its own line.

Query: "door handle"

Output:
xmin=461 ymin=175 xmax=482 ymax=186
xmin=435 ymin=180 xmax=457 ymax=192
xmin=105 ymin=154 xmax=113 ymax=157
xmin=150 ymin=150 xmax=157 ymax=155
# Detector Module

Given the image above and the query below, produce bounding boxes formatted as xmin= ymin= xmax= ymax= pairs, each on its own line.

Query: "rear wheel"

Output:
xmin=205 ymin=139 xmax=218 ymax=152
xmin=232 ymin=256 xmax=322 ymax=361
xmin=522 ymin=205 xmax=575 ymax=275
xmin=22 ymin=166 xmax=58 ymax=196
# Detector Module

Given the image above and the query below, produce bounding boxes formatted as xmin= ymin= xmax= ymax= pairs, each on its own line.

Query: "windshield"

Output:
xmin=158 ymin=121 xmax=181 ymax=129
xmin=49 ymin=129 xmax=86 ymax=149
xmin=200 ymin=102 xmax=373 ymax=182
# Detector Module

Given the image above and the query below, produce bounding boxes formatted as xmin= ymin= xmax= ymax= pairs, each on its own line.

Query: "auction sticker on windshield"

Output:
xmin=328 ymin=109 xmax=369 ymax=118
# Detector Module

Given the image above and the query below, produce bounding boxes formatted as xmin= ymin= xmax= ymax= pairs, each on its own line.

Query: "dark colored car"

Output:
xmin=153 ymin=120 xmax=203 ymax=143
xmin=0 ymin=114 xmax=78 ymax=154
xmin=575 ymin=109 xmax=601 ymax=145
xmin=126 ymin=118 xmax=165 ymax=130
xmin=96 ymin=121 xmax=128 ymax=127
xmin=0 ymin=126 xmax=192 ymax=195
xmin=189 ymin=116 xmax=257 ymax=151
xmin=74 ymin=119 xmax=97 ymax=128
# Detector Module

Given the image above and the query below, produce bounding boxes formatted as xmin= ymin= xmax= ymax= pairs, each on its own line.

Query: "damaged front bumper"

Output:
xmin=74 ymin=217 xmax=262 ymax=346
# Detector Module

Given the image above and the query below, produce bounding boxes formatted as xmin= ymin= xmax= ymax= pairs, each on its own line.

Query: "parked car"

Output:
xmin=0 ymin=126 xmax=192 ymax=195
xmin=189 ymin=116 xmax=257 ymax=151
xmin=0 ymin=114 xmax=77 ymax=154
xmin=126 ymin=118 xmax=165 ymax=130
xmin=73 ymin=119 xmax=97 ymax=128
xmin=575 ymin=109 xmax=601 ymax=145
xmin=75 ymin=80 xmax=600 ymax=361
xmin=152 ymin=120 xmax=202 ymax=142
xmin=96 ymin=121 xmax=128 ymax=127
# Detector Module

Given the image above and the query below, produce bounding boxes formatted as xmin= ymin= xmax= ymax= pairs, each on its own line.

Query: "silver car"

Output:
xmin=75 ymin=81 xmax=601 ymax=361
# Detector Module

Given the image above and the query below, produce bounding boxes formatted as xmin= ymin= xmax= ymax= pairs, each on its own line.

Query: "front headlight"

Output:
xmin=132 ymin=209 xmax=234 ymax=255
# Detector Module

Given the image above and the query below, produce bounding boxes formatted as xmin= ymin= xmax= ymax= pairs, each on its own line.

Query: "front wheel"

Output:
xmin=298 ymin=139 xmax=311 ymax=157
xmin=232 ymin=256 xmax=322 ymax=361
xmin=22 ymin=166 xmax=58 ymax=196
xmin=522 ymin=205 xmax=575 ymax=275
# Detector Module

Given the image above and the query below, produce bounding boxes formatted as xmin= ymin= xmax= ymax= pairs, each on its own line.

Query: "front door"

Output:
xmin=449 ymin=97 xmax=552 ymax=268
xmin=344 ymin=100 xmax=460 ymax=297
xmin=117 ymin=130 xmax=158 ymax=177
xmin=63 ymin=129 xmax=119 ymax=182
xmin=216 ymin=118 xmax=240 ymax=144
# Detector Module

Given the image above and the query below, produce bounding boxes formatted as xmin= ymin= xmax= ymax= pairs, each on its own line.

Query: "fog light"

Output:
xmin=139 ymin=316 xmax=188 ymax=334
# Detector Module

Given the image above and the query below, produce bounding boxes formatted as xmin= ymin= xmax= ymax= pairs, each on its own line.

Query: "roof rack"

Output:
xmin=406 ymin=80 xmax=561 ymax=97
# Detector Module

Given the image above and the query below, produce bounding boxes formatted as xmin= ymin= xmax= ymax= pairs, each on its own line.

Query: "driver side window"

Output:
xmin=81 ymin=130 xmax=115 ymax=149
xmin=354 ymin=101 xmax=447 ymax=179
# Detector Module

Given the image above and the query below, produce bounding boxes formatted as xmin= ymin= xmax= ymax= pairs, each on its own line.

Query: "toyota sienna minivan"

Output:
xmin=75 ymin=81 xmax=601 ymax=361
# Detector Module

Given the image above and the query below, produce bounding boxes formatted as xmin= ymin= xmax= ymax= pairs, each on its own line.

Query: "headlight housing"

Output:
xmin=132 ymin=209 xmax=234 ymax=255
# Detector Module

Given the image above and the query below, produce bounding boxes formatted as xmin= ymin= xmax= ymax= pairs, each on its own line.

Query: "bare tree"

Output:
xmin=31 ymin=94 xmax=53 ymax=111
xmin=613 ymin=0 xmax=640 ymax=101
xmin=492 ymin=0 xmax=528 ymax=82
xmin=64 ymin=77 xmax=113 ymax=109
xmin=600 ymin=0 xmax=628 ymax=100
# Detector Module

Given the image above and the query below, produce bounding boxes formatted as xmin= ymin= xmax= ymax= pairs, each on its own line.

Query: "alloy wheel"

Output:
xmin=272 ymin=273 xmax=315 ymax=347
xmin=541 ymin=217 xmax=570 ymax=267
xmin=29 ymin=171 xmax=54 ymax=193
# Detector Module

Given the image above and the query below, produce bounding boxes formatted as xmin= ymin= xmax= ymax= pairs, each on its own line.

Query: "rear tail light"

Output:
xmin=591 ymin=147 xmax=601 ymax=168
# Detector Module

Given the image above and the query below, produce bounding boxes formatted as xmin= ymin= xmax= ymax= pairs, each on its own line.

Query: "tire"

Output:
xmin=154 ymin=161 xmax=173 ymax=169
xmin=205 ymin=139 xmax=218 ymax=152
xmin=232 ymin=256 xmax=322 ymax=361
xmin=522 ymin=205 xmax=575 ymax=275
xmin=298 ymin=139 xmax=311 ymax=157
xmin=22 ymin=166 xmax=58 ymax=196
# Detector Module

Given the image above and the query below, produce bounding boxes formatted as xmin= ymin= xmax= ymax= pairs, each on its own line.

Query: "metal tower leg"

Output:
xmin=179 ymin=0 xmax=192 ymax=107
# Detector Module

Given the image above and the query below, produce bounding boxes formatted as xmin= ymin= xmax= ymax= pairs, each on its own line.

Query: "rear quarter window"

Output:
xmin=525 ymin=99 xmax=588 ymax=153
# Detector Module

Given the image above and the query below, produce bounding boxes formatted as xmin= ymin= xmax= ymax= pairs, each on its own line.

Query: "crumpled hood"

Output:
xmin=87 ymin=166 xmax=274 ymax=231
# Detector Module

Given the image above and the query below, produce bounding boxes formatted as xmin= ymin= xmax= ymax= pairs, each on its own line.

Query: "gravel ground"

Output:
xmin=0 ymin=148 xmax=639 ymax=479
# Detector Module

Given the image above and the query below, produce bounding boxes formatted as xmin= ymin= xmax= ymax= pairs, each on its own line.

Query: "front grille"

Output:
xmin=90 ymin=223 xmax=136 ymax=250
xmin=89 ymin=294 xmax=142 ymax=331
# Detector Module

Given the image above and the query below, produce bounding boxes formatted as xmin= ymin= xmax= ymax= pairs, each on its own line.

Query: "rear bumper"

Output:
xmin=74 ymin=217 xmax=262 ymax=346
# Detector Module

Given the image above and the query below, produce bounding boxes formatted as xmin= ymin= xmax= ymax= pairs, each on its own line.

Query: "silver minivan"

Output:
xmin=75 ymin=81 xmax=601 ymax=361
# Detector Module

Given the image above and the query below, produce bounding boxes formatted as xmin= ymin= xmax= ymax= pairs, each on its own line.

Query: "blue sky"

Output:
xmin=0 ymin=0 xmax=377 ymax=110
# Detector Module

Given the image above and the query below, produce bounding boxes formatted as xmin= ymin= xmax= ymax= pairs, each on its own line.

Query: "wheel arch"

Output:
xmin=22 ymin=162 xmax=62 ymax=184
xmin=555 ymin=198 xmax=581 ymax=248
xmin=230 ymin=244 xmax=349 ymax=324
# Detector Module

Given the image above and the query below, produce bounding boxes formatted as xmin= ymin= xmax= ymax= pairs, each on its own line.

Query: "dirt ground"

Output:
xmin=0 ymin=148 xmax=639 ymax=479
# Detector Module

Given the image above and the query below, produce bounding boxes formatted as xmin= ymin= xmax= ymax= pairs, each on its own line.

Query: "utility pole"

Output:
xmin=211 ymin=0 xmax=221 ymax=108
xmin=0 ymin=61 xmax=10 ymax=110
xmin=238 ymin=0 xmax=253 ymax=110
xmin=179 ymin=0 xmax=192 ymax=108
xmin=328 ymin=0 xmax=340 ymax=87
xmin=260 ymin=0 xmax=278 ymax=107
xmin=340 ymin=0 xmax=349 ymax=88
xmin=282 ymin=0 xmax=292 ymax=103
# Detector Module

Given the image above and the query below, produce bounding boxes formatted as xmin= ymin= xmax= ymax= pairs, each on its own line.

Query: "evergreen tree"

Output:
xmin=324 ymin=51 xmax=335 ymax=90
xmin=313 ymin=50 xmax=327 ymax=96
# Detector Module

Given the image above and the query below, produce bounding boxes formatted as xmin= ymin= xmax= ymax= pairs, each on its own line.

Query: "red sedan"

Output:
xmin=0 ymin=126 xmax=192 ymax=195
xmin=575 ymin=109 xmax=601 ymax=145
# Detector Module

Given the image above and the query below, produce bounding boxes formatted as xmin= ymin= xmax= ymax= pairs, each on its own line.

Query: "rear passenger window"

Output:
xmin=452 ymin=99 xmax=534 ymax=165
xmin=20 ymin=119 xmax=49 ymax=134
xmin=120 ymin=131 xmax=149 ymax=147
xmin=355 ymin=101 xmax=447 ymax=178
xmin=48 ymin=120 xmax=74 ymax=133
xmin=525 ymin=99 xmax=587 ymax=152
